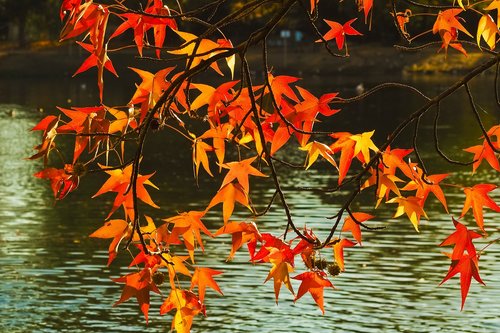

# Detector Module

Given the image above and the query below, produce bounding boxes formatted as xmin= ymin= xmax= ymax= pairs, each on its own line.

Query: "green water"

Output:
xmin=0 ymin=74 xmax=499 ymax=332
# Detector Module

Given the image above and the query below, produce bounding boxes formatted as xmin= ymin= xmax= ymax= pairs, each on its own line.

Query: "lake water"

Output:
xmin=0 ymin=70 xmax=499 ymax=333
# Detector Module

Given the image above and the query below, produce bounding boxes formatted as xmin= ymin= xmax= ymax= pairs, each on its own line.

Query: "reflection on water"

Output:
xmin=0 ymin=74 xmax=499 ymax=333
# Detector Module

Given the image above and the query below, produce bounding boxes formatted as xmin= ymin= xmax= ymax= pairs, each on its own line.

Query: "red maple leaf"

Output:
xmin=293 ymin=271 xmax=334 ymax=314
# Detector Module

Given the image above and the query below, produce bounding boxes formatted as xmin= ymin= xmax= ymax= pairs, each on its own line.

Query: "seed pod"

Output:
xmin=152 ymin=271 xmax=166 ymax=286
xmin=327 ymin=262 xmax=341 ymax=277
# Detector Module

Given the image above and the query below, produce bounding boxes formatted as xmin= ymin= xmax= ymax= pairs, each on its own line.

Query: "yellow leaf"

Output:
xmin=299 ymin=141 xmax=338 ymax=170
xmin=477 ymin=14 xmax=500 ymax=50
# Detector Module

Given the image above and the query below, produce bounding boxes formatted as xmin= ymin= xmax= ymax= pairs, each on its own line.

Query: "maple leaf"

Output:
xmin=464 ymin=140 xmax=500 ymax=173
xmin=160 ymin=289 xmax=204 ymax=333
xmin=270 ymin=125 xmax=292 ymax=156
xmin=252 ymin=233 xmax=295 ymax=265
xmin=362 ymin=168 xmax=403 ymax=207
xmin=220 ymin=156 xmax=267 ymax=194
xmin=309 ymin=0 xmax=318 ymax=14
xmin=113 ymin=268 xmax=161 ymax=323
xmin=485 ymin=0 xmax=500 ymax=28
xmin=296 ymin=87 xmax=339 ymax=117
xmin=60 ymin=0 xmax=80 ymax=21
xmin=206 ymin=183 xmax=253 ymax=225
xmin=387 ymin=196 xmax=428 ymax=231
xmin=161 ymin=254 xmax=192 ymax=288
xmin=380 ymin=146 xmax=413 ymax=176
xmin=264 ymin=248 xmax=295 ymax=302
xmin=199 ymin=123 xmax=234 ymax=169
xmin=92 ymin=163 xmax=159 ymax=220
xmin=29 ymin=115 xmax=59 ymax=165
xmin=189 ymin=81 xmax=239 ymax=119
xmin=294 ymin=87 xmax=339 ymax=146
xmin=57 ymin=106 xmax=110 ymax=163
xmin=293 ymin=271 xmax=334 ymax=314
xmin=266 ymin=73 xmax=300 ymax=104
xmin=402 ymin=170 xmax=449 ymax=213
xmin=110 ymin=4 xmax=177 ymax=58
xmin=333 ymin=238 xmax=356 ymax=271
xmin=89 ymin=219 xmax=131 ymax=265
xmin=391 ymin=9 xmax=412 ymax=38
xmin=190 ymin=267 xmax=224 ymax=303
xmin=73 ymin=41 xmax=117 ymax=79
xmin=350 ymin=130 xmax=378 ymax=164
xmin=164 ymin=211 xmax=213 ymax=263
xmin=70 ymin=7 xmax=113 ymax=102
xmin=318 ymin=18 xmax=362 ymax=51
xmin=214 ymin=221 xmax=262 ymax=260
xmin=356 ymin=0 xmax=374 ymax=24
xmin=300 ymin=141 xmax=338 ymax=170
xmin=107 ymin=106 xmax=137 ymax=135
xmin=342 ymin=212 xmax=374 ymax=245
xmin=60 ymin=1 xmax=99 ymax=41
xmin=169 ymin=30 xmax=234 ymax=76
xmin=439 ymin=253 xmax=485 ymax=310
xmin=143 ymin=1 xmax=178 ymax=58
xmin=432 ymin=9 xmax=472 ymax=56
xmin=330 ymin=132 xmax=355 ymax=184
xmin=34 ymin=165 xmax=80 ymax=200
xmin=129 ymin=67 xmax=175 ymax=122
xmin=486 ymin=124 xmax=500 ymax=147
xmin=461 ymin=184 xmax=500 ymax=231
xmin=440 ymin=218 xmax=482 ymax=261
xmin=192 ymin=138 xmax=214 ymax=180
xmin=477 ymin=14 xmax=500 ymax=50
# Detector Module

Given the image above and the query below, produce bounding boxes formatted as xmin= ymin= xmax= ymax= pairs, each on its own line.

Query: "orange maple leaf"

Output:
xmin=161 ymin=254 xmax=192 ymax=288
xmin=129 ymin=67 xmax=175 ymax=122
xmin=113 ymin=268 xmax=161 ymax=323
xmin=34 ymin=165 xmax=80 ymax=200
xmin=461 ymin=184 xmax=500 ymax=231
xmin=214 ymin=221 xmax=262 ymax=260
xmin=57 ymin=106 xmax=109 ymax=163
xmin=160 ymin=288 xmax=204 ymax=333
xmin=190 ymin=267 xmax=224 ymax=303
xmin=92 ymin=163 xmax=159 ymax=220
xmin=163 ymin=211 xmax=213 ymax=263
xmin=206 ymin=183 xmax=253 ymax=225
xmin=402 ymin=169 xmax=449 ymax=213
xmin=300 ymin=141 xmax=338 ymax=170
xmin=342 ymin=212 xmax=374 ymax=245
xmin=220 ymin=156 xmax=267 ymax=194
xmin=89 ymin=219 xmax=131 ymax=265
xmin=432 ymin=9 xmax=472 ymax=56
xmin=266 ymin=73 xmax=300 ymax=104
xmin=264 ymin=248 xmax=295 ymax=302
xmin=293 ymin=271 xmax=334 ymax=314
xmin=464 ymin=140 xmax=500 ymax=173
xmin=362 ymin=168 xmax=403 ymax=207
xmin=333 ymin=238 xmax=356 ymax=271
xmin=192 ymin=138 xmax=214 ymax=180
xmin=29 ymin=115 xmax=59 ymax=165
xmin=199 ymin=123 xmax=234 ymax=170
xmin=387 ymin=196 xmax=428 ymax=231
xmin=169 ymin=30 xmax=234 ymax=76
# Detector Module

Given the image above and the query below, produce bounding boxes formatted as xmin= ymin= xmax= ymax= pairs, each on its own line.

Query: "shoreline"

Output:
xmin=0 ymin=41 xmax=492 ymax=80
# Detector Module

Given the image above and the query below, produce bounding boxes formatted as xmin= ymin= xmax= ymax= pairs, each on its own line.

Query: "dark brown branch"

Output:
xmin=433 ymin=101 xmax=474 ymax=166
xmin=332 ymin=82 xmax=430 ymax=105
xmin=464 ymin=83 xmax=500 ymax=153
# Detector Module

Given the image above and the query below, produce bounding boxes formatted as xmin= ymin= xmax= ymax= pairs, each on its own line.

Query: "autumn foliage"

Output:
xmin=29 ymin=0 xmax=500 ymax=331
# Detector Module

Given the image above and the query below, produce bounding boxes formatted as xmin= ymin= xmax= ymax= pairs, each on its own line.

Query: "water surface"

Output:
xmin=0 ymin=73 xmax=499 ymax=333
